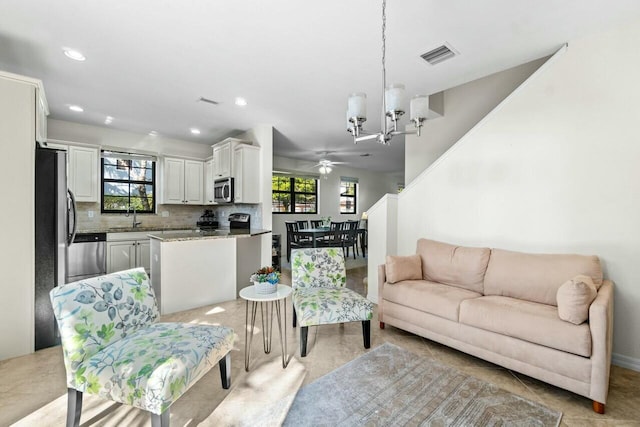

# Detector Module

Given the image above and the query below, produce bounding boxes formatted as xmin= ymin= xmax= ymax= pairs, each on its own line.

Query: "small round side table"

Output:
xmin=239 ymin=284 xmax=292 ymax=371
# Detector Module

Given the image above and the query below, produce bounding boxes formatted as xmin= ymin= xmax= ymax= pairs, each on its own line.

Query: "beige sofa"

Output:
xmin=378 ymin=239 xmax=614 ymax=414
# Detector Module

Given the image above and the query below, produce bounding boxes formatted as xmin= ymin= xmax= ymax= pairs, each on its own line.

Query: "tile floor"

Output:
xmin=1 ymin=266 xmax=639 ymax=426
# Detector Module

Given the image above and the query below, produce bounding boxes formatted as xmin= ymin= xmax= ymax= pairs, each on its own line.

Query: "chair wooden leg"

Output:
xmin=300 ymin=326 xmax=308 ymax=357
xmin=219 ymin=352 xmax=231 ymax=389
xmin=151 ymin=409 xmax=170 ymax=427
xmin=66 ymin=388 xmax=82 ymax=427
xmin=362 ymin=320 xmax=371 ymax=348
xmin=379 ymin=321 xmax=385 ymax=329
xmin=593 ymin=401 xmax=605 ymax=414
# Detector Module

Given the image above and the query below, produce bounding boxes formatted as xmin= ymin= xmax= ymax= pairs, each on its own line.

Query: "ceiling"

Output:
xmin=1 ymin=0 xmax=640 ymax=175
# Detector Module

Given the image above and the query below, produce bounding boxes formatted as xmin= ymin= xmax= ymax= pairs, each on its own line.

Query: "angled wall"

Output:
xmin=398 ymin=19 xmax=640 ymax=367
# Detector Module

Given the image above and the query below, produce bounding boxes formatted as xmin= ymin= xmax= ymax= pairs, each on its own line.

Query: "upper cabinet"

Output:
xmin=211 ymin=138 xmax=251 ymax=179
xmin=203 ymin=159 xmax=215 ymax=205
xmin=68 ymin=146 xmax=99 ymax=202
xmin=162 ymin=157 xmax=203 ymax=204
xmin=35 ymin=89 xmax=48 ymax=143
xmin=234 ymin=145 xmax=261 ymax=203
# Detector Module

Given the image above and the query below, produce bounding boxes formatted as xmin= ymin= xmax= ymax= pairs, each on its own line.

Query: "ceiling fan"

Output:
xmin=312 ymin=153 xmax=347 ymax=177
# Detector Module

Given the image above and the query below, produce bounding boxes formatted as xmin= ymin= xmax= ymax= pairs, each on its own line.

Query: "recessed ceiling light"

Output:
xmin=149 ymin=131 xmax=158 ymax=136
xmin=235 ymin=97 xmax=247 ymax=106
xmin=63 ymin=48 xmax=86 ymax=61
xmin=190 ymin=128 xmax=201 ymax=135
xmin=104 ymin=116 xmax=113 ymax=124
xmin=69 ymin=105 xmax=84 ymax=112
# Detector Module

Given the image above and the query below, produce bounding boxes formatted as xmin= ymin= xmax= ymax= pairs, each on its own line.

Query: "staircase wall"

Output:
xmin=397 ymin=18 xmax=640 ymax=367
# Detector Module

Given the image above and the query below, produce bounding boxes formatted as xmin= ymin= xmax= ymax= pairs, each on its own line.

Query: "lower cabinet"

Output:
xmin=107 ymin=239 xmax=150 ymax=274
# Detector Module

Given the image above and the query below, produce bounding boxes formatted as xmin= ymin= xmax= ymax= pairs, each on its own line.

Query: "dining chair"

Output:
xmin=318 ymin=221 xmax=346 ymax=256
xmin=50 ymin=268 xmax=235 ymax=427
xmin=285 ymin=221 xmax=312 ymax=261
xmin=343 ymin=220 xmax=360 ymax=259
xmin=296 ymin=220 xmax=309 ymax=229
xmin=290 ymin=248 xmax=373 ymax=356
xmin=310 ymin=219 xmax=323 ymax=228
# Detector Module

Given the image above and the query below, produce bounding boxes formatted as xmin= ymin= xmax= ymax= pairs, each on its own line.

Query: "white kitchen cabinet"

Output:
xmin=204 ymin=159 xmax=216 ymax=205
xmin=107 ymin=239 xmax=150 ymax=273
xmin=233 ymin=144 xmax=261 ymax=203
xmin=35 ymin=90 xmax=48 ymax=143
xmin=162 ymin=157 xmax=203 ymax=204
xmin=211 ymin=137 xmax=251 ymax=179
xmin=68 ymin=145 xmax=99 ymax=202
xmin=212 ymin=143 xmax=230 ymax=178
xmin=0 ymin=70 xmax=48 ymax=359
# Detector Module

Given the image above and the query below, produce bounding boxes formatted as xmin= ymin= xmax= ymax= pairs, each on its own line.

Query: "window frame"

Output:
xmin=339 ymin=179 xmax=357 ymax=214
xmin=101 ymin=153 xmax=157 ymax=214
xmin=272 ymin=175 xmax=318 ymax=214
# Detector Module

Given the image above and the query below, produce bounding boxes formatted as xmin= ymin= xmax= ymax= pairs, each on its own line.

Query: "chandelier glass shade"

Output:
xmin=347 ymin=0 xmax=429 ymax=145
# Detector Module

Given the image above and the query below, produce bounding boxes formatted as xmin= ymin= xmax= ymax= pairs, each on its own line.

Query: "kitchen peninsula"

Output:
xmin=149 ymin=228 xmax=271 ymax=314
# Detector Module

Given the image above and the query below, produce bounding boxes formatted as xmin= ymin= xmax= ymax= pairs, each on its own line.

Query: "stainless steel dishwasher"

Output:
xmin=66 ymin=232 xmax=107 ymax=282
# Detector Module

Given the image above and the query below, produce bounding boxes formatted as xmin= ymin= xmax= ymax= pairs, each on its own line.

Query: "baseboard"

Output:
xmin=612 ymin=352 xmax=640 ymax=372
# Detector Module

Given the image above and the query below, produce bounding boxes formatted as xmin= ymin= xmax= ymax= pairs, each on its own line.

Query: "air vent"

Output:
xmin=198 ymin=96 xmax=219 ymax=105
xmin=420 ymin=44 xmax=457 ymax=65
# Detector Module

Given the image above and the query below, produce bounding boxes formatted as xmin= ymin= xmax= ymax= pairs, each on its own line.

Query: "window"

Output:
xmin=340 ymin=177 xmax=358 ymax=214
xmin=101 ymin=151 xmax=156 ymax=213
xmin=272 ymin=174 xmax=318 ymax=213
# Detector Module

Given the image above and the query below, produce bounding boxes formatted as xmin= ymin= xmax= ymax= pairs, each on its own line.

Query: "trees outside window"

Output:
xmin=272 ymin=175 xmax=317 ymax=214
xmin=340 ymin=179 xmax=357 ymax=214
xmin=102 ymin=153 xmax=156 ymax=213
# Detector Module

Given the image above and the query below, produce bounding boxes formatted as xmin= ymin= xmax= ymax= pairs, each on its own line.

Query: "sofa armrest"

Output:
xmin=378 ymin=264 xmax=387 ymax=321
xmin=589 ymin=279 xmax=614 ymax=404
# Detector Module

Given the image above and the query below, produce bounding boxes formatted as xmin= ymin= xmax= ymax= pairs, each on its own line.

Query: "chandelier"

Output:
xmin=347 ymin=0 xmax=429 ymax=145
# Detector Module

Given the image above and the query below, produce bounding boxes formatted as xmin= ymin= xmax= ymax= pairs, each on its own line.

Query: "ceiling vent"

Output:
xmin=198 ymin=96 xmax=219 ymax=105
xmin=420 ymin=44 xmax=457 ymax=65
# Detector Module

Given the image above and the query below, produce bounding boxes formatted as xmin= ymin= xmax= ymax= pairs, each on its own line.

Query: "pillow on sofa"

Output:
xmin=556 ymin=275 xmax=597 ymax=324
xmin=386 ymin=254 xmax=422 ymax=284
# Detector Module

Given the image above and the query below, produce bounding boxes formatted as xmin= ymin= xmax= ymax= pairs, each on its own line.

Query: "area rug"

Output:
xmin=259 ymin=342 xmax=562 ymax=426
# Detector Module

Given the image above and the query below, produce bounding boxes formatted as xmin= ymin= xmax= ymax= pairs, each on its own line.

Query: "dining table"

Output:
xmin=296 ymin=227 xmax=331 ymax=248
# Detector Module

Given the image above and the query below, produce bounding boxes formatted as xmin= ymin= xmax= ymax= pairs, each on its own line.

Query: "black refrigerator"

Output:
xmin=34 ymin=146 xmax=77 ymax=350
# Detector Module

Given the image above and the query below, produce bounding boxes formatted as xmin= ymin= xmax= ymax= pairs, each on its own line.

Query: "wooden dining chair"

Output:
xmin=296 ymin=220 xmax=309 ymax=229
xmin=285 ymin=221 xmax=300 ymax=262
xmin=310 ymin=219 xmax=323 ymax=228
xmin=319 ymin=222 xmax=346 ymax=257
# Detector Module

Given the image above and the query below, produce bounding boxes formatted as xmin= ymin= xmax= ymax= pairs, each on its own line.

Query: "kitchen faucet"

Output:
xmin=131 ymin=205 xmax=142 ymax=228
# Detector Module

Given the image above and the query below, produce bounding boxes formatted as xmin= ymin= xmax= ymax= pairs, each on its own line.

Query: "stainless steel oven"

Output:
xmin=214 ymin=177 xmax=234 ymax=203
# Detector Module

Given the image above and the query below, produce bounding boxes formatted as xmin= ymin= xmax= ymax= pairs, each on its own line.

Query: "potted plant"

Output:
xmin=250 ymin=266 xmax=280 ymax=294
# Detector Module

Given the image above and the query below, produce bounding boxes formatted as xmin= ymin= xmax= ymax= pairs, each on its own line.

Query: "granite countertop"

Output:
xmin=77 ymin=226 xmax=197 ymax=234
xmin=148 ymin=228 xmax=271 ymax=242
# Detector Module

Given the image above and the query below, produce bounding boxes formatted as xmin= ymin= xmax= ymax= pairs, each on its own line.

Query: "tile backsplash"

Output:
xmin=76 ymin=203 xmax=263 ymax=231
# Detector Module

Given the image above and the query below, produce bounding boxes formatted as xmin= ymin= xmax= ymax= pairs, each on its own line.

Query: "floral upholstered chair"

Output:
xmin=291 ymin=247 xmax=373 ymax=356
xmin=50 ymin=267 xmax=235 ymax=427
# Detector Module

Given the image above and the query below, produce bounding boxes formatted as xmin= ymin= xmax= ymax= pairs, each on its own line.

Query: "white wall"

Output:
xmin=366 ymin=194 xmax=397 ymax=304
xmin=398 ymin=19 xmax=640 ymax=368
xmin=405 ymin=57 xmax=546 ymax=184
xmin=237 ymin=125 xmax=274 ymax=266
xmin=271 ymin=155 xmax=399 ymax=244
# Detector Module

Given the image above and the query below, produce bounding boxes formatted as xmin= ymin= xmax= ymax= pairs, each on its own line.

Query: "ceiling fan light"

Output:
xmin=347 ymin=93 xmax=367 ymax=120
xmin=410 ymin=94 xmax=429 ymax=120
xmin=385 ymin=83 xmax=405 ymax=114
xmin=319 ymin=165 xmax=332 ymax=175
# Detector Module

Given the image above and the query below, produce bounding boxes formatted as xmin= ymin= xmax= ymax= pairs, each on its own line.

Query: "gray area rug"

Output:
xmin=267 ymin=342 xmax=562 ymax=426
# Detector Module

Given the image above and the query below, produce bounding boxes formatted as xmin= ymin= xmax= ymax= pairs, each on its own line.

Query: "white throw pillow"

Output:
xmin=556 ymin=275 xmax=597 ymax=324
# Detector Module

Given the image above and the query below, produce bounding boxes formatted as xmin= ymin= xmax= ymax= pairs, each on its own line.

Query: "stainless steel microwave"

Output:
xmin=214 ymin=177 xmax=234 ymax=203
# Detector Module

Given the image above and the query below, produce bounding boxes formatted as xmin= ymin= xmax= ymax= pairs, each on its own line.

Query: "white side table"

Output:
xmin=239 ymin=284 xmax=292 ymax=371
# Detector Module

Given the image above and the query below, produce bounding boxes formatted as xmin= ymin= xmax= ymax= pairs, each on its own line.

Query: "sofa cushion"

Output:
xmin=483 ymin=248 xmax=603 ymax=306
xmin=383 ymin=279 xmax=482 ymax=322
xmin=557 ymin=275 xmax=597 ymax=324
xmin=416 ymin=239 xmax=491 ymax=294
xmin=385 ymin=254 xmax=422 ymax=284
xmin=459 ymin=296 xmax=592 ymax=357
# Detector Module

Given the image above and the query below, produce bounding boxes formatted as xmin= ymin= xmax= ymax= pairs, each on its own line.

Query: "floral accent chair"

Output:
xmin=50 ymin=268 xmax=235 ymax=427
xmin=291 ymin=248 xmax=373 ymax=356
